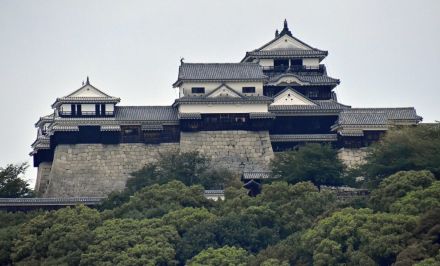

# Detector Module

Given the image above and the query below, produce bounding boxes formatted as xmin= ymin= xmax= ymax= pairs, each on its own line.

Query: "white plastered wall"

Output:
xmin=60 ymin=104 xmax=72 ymax=112
xmin=272 ymin=89 xmax=315 ymax=106
xmin=81 ymin=104 xmax=95 ymax=112
xmin=261 ymin=35 xmax=311 ymax=50
xmin=105 ymin=104 xmax=115 ymax=112
xmin=303 ymin=58 xmax=320 ymax=68
xmin=259 ymin=59 xmax=274 ymax=67
xmin=180 ymin=81 xmax=264 ymax=97
xmin=69 ymin=85 xmax=108 ymax=97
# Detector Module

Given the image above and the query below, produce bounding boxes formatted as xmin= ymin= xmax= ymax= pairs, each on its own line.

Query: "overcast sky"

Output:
xmin=0 ymin=0 xmax=439 ymax=185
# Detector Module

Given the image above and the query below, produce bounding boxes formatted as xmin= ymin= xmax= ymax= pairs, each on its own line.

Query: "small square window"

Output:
xmin=192 ymin=87 xmax=205 ymax=94
xmin=308 ymin=89 xmax=319 ymax=98
xmin=242 ymin=87 xmax=256 ymax=93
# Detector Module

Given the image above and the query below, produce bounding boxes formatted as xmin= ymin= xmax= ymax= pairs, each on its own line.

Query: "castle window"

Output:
xmin=121 ymin=125 xmax=141 ymax=143
xmin=308 ymin=89 xmax=319 ymax=98
xmin=192 ymin=87 xmax=205 ymax=94
xmin=70 ymin=104 xmax=82 ymax=116
xmin=274 ymin=59 xmax=289 ymax=71
xmin=242 ymin=87 xmax=256 ymax=93
xmin=291 ymin=59 xmax=302 ymax=66
xmin=96 ymin=104 xmax=108 ymax=116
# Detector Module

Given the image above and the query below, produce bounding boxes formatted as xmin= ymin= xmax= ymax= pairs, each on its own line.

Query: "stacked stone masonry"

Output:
xmin=43 ymin=143 xmax=179 ymax=197
xmin=337 ymin=148 xmax=369 ymax=168
xmin=180 ymin=131 xmax=274 ymax=172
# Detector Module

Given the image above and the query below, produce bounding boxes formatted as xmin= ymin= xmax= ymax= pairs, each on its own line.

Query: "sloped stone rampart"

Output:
xmin=44 ymin=143 xmax=179 ymax=197
xmin=180 ymin=130 xmax=274 ymax=172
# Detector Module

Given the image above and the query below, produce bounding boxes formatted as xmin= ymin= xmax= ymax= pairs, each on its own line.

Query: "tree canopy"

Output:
xmin=187 ymin=246 xmax=250 ymax=266
xmin=361 ymin=125 xmax=440 ymax=186
xmin=270 ymin=143 xmax=345 ymax=188
xmin=0 ymin=163 xmax=33 ymax=198
xmin=2 ymin=125 xmax=440 ymax=265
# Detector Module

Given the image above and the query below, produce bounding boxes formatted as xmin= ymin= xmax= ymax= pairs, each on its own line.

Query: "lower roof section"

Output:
xmin=270 ymin=134 xmax=338 ymax=142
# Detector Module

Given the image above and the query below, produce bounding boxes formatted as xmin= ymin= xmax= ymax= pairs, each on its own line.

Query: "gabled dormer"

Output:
xmin=241 ymin=20 xmax=327 ymax=73
xmin=271 ymin=87 xmax=317 ymax=106
xmin=52 ymin=77 xmax=120 ymax=117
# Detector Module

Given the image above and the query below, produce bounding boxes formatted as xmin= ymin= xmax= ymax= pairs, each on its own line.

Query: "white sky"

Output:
xmin=0 ymin=0 xmax=439 ymax=186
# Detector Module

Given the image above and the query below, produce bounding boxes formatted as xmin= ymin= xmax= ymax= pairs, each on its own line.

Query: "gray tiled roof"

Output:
xmin=0 ymin=197 xmax=105 ymax=207
xmin=35 ymin=113 xmax=54 ymax=127
xmin=242 ymin=171 xmax=271 ymax=180
xmin=178 ymin=113 xmax=202 ymax=120
xmin=268 ymin=73 xmax=340 ymax=86
xmin=270 ymin=134 xmax=337 ymax=142
xmin=245 ymin=49 xmax=328 ymax=59
xmin=249 ymin=112 xmax=276 ymax=119
xmin=141 ymin=124 xmax=164 ymax=131
xmin=114 ymin=106 xmax=178 ymax=121
xmin=52 ymin=97 xmax=121 ymax=108
xmin=269 ymin=100 xmax=350 ymax=113
xmin=174 ymin=63 xmax=267 ymax=86
xmin=339 ymin=129 xmax=364 ymax=137
xmin=336 ymin=108 xmax=422 ymax=126
xmin=100 ymin=125 xmax=121 ymax=131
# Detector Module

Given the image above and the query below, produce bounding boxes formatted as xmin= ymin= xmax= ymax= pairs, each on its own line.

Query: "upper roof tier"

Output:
xmin=52 ymin=77 xmax=120 ymax=108
xmin=173 ymin=63 xmax=267 ymax=87
xmin=241 ymin=20 xmax=328 ymax=62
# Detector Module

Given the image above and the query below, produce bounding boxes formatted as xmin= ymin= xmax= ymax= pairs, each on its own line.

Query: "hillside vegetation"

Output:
xmin=0 ymin=125 xmax=439 ymax=265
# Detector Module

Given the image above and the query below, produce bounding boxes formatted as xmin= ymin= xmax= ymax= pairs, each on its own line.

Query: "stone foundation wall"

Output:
xmin=338 ymin=148 xmax=369 ymax=168
xmin=35 ymin=162 xmax=52 ymax=195
xmin=40 ymin=131 xmax=275 ymax=197
xmin=43 ymin=143 xmax=179 ymax=197
xmin=180 ymin=130 xmax=274 ymax=172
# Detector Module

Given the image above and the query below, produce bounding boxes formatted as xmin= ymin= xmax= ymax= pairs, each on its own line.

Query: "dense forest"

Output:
xmin=0 ymin=125 xmax=439 ymax=266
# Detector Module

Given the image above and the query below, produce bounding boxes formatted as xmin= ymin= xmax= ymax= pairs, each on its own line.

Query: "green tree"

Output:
xmin=0 ymin=163 xmax=33 ymax=198
xmin=161 ymin=207 xmax=216 ymax=235
xmin=0 ymin=211 xmax=41 ymax=265
xmin=369 ymin=170 xmax=435 ymax=212
xmin=361 ymin=125 xmax=440 ymax=187
xmin=270 ymin=143 xmax=345 ymax=188
xmin=395 ymin=208 xmax=440 ymax=265
xmin=187 ymin=246 xmax=250 ymax=266
xmin=390 ymin=181 xmax=440 ymax=215
xmin=131 ymin=151 xmax=236 ymax=189
xmin=11 ymin=205 xmax=101 ymax=266
xmin=109 ymin=181 xmax=212 ymax=219
xmin=80 ymin=218 xmax=179 ymax=266
xmin=301 ymin=208 xmax=417 ymax=265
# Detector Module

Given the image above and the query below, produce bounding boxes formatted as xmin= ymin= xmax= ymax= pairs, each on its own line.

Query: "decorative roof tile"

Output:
xmin=245 ymin=49 xmax=328 ymax=59
xmin=173 ymin=63 xmax=267 ymax=86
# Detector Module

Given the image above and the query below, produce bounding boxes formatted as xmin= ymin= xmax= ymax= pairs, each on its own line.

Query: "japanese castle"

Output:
xmin=31 ymin=20 xmax=421 ymax=194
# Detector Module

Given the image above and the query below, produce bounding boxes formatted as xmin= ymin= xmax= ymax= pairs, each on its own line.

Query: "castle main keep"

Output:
xmin=31 ymin=21 xmax=422 ymax=197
